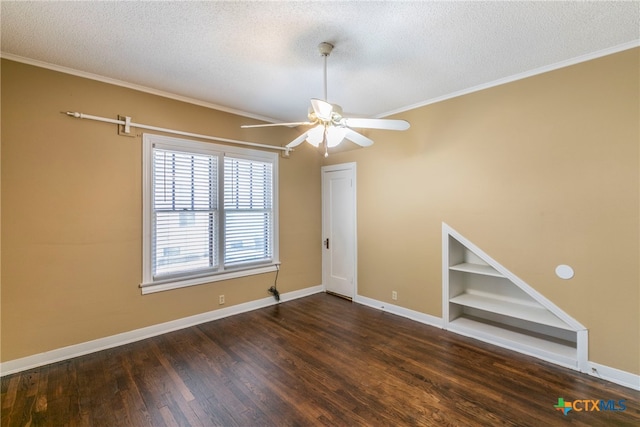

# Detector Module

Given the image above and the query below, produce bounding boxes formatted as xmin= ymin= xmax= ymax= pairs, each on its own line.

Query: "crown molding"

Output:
xmin=378 ymin=40 xmax=640 ymax=118
xmin=0 ymin=52 xmax=281 ymax=124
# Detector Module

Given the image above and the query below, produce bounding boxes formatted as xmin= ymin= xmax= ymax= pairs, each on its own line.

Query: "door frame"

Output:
xmin=321 ymin=162 xmax=357 ymax=299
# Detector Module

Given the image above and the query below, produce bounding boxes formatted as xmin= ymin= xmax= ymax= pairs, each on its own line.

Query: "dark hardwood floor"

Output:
xmin=2 ymin=293 xmax=639 ymax=426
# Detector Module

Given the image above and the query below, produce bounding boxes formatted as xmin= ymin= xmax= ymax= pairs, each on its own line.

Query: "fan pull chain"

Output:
xmin=323 ymin=125 xmax=329 ymax=157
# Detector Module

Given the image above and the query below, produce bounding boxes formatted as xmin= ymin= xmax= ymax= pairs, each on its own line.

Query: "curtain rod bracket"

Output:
xmin=118 ymin=115 xmax=135 ymax=137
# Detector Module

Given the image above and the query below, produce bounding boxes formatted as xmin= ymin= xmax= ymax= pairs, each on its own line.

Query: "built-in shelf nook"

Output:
xmin=442 ymin=223 xmax=588 ymax=371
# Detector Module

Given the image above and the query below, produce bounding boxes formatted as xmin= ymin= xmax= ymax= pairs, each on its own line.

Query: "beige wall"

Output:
xmin=2 ymin=48 xmax=639 ymax=376
xmin=325 ymin=48 xmax=640 ymax=374
xmin=1 ymin=59 xmax=322 ymax=361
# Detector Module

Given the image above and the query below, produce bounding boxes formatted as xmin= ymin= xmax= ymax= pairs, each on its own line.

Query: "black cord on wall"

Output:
xmin=268 ymin=264 xmax=280 ymax=302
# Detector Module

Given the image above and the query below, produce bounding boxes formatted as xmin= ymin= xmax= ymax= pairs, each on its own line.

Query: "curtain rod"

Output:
xmin=64 ymin=111 xmax=292 ymax=156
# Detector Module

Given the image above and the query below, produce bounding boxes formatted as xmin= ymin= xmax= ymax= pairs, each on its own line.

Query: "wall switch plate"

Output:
xmin=219 ymin=295 xmax=225 ymax=305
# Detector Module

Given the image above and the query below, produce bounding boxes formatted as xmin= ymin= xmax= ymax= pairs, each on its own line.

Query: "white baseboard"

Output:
xmin=4 ymin=287 xmax=638 ymax=392
xmin=588 ymin=362 xmax=640 ymax=391
xmin=354 ymin=295 xmax=444 ymax=328
xmin=0 ymin=285 xmax=323 ymax=376
xmin=353 ymin=294 xmax=640 ymax=391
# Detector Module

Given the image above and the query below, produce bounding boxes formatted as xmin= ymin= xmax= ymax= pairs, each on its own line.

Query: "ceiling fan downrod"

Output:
xmin=318 ymin=42 xmax=334 ymax=102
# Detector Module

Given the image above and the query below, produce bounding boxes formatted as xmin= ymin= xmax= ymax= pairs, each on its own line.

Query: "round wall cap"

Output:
xmin=555 ymin=264 xmax=574 ymax=280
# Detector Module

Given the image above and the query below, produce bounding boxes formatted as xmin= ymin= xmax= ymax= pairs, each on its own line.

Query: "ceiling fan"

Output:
xmin=241 ymin=42 xmax=410 ymax=157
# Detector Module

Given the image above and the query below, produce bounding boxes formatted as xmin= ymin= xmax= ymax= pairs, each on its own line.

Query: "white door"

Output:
xmin=322 ymin=163 xmax=356 ymax=299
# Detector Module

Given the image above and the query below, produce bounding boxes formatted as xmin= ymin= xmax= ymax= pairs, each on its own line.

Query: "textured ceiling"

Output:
xmin=1 ymin=1 xmax=638 ymax=123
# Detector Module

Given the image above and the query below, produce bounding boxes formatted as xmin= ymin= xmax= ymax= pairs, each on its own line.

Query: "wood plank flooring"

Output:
xmin=2 ymin=293 xmax=639 ymax=426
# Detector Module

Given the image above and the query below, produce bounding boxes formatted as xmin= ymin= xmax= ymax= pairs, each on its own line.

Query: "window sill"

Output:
xmin=140 ymin=263 xmax=280 ymax=295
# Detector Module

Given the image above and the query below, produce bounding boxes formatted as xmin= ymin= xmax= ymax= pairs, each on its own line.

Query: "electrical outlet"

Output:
xmin=392 ymin=291 xmax=398 ymax=301
xmin=219 ymin=295 xmax=225 ymax=305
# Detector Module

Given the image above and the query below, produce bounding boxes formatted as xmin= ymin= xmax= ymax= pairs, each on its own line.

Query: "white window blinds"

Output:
xmin=143 ymin=134 xmax=278 ymax=292
xmin=224 ymin=157 xmax=273 ymax=266
xmin=153 ymin=149 xmax=218 ymax=277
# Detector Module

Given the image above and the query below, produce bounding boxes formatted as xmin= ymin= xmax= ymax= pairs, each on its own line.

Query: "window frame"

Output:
xmin=141 ymin=133 xmax=279 ymax=294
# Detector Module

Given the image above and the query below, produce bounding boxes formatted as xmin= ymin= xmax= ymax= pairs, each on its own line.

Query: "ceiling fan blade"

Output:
xmin=285 ymin=132 xmax=310 ymax=148
xmin=343 ymin=117 xmax=410 ymax=131
xmin=310 ymin=98 xmax=333 ymax=121
xmin=241 ymin=121 xmax=313 ymax=129
xmin=344 ymin=128 xmax=374 ymax=147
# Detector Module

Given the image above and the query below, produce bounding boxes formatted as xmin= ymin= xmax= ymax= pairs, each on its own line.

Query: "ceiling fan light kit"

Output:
xmin=241 ymin=42 xmax=410 ymax=157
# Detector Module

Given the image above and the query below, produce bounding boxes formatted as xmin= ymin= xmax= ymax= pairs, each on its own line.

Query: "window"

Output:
xmin=141 ymin=134 xmax=278 ymax=294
